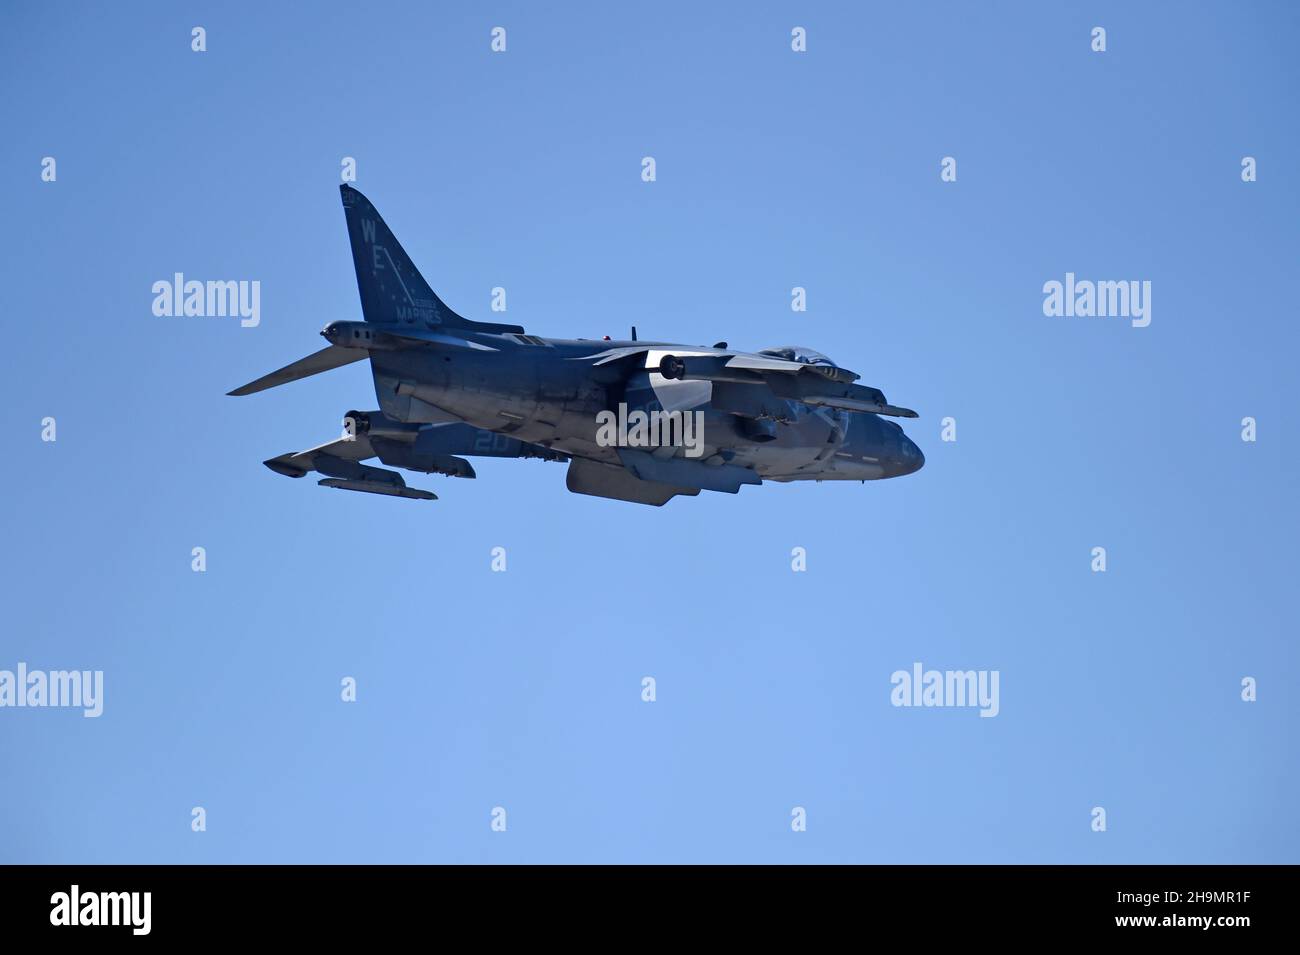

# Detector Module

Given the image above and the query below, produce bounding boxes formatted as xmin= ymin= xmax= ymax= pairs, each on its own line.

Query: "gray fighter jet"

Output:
xmin=228 ymin=185 xmax=924 ymax=505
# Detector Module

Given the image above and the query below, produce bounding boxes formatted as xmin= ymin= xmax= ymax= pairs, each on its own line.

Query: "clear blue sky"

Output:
xmin=2 ymin=1 xmax=1296 ymax=863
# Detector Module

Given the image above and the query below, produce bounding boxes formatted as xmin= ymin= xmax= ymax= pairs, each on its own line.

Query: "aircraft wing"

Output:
xmin=263 ymin=433 xmax=376 ymax=477
xmin=569 ymin=345 xmax=918 ymax=418
xmin=721 ymin=353 xmax=856 ymax=380
xmin=654 ymin=350 xmax=917 ymax=418
xmin=257 ymin=414 xmax=567 ymax=501
xmin=262 ymin=433 xmax=438 ymax=500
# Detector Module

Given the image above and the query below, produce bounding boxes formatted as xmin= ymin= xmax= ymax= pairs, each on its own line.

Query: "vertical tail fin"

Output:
xmin=339 ymin=185 xmax=522 ymax=333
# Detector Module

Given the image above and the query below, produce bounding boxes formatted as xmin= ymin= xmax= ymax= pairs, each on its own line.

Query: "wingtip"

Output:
xmin=264 ymin=458 xmax=308 ymax=478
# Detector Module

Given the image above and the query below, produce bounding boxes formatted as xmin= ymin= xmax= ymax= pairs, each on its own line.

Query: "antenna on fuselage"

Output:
xmin=631 ymin=326 xmax=638 ymax=341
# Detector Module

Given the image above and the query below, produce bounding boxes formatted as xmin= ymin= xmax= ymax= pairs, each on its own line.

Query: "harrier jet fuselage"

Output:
xmin=229 ymin=185 xmax=924 ymax=505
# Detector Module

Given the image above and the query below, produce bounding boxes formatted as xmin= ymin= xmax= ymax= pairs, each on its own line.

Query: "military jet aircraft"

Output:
xmin=228 ymin=185 xmax=924 ymax=505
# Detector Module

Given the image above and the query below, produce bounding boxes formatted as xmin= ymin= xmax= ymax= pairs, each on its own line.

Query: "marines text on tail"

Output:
xmin=228 ymin=185 xmax=924 ymax=505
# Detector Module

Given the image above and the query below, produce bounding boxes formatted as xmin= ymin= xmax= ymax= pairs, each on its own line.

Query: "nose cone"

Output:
xmin=887 ymin=433 xmax=925 ymax=478
xmin=902 ymin=436 xmax=925 ymax=474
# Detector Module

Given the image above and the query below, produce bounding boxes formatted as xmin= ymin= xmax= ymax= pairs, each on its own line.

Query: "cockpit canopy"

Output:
xmin=757 ymin=345 xmax=838 ymax=368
